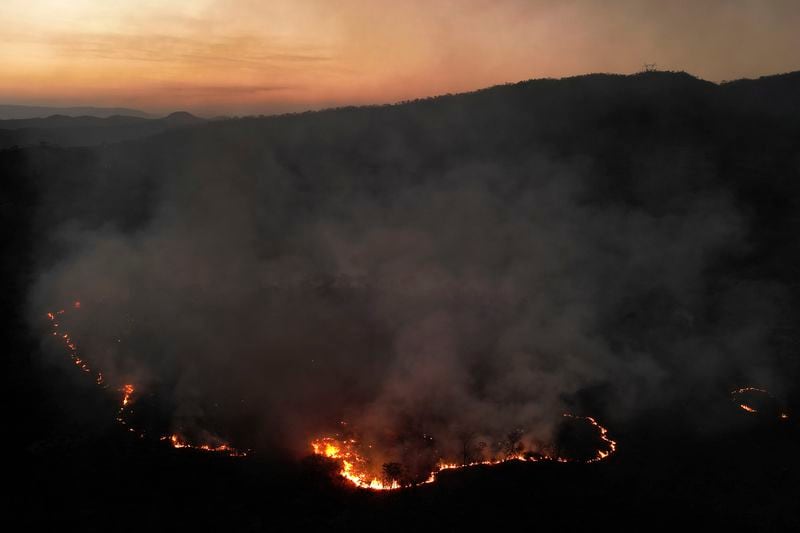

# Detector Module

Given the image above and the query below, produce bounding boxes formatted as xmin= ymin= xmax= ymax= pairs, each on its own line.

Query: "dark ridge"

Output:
xmin=4 ymin=69 xmax=800 ymax=530
xmin=0 ymin=112 xmax=207 ymax=149
xmin=0 ymin=104 xmax=152 ymax=120
xmin=720 ymin=71 xmax=800 ymax=118
xmin=162 ymin=111 xmax=204 ymax=125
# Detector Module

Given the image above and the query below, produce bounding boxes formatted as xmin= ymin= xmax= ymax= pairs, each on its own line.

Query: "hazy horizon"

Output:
xmin=6 ymin=3 xmax=800 ymax=527
xmin=2 ymin=1 xmax=799 ymax=116
xmin=3 ymin=68 xmax=798 ymax=119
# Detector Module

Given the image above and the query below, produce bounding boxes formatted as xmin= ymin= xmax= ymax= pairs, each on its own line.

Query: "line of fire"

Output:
xmin=46 ymin=300 xmax=790 ymax=492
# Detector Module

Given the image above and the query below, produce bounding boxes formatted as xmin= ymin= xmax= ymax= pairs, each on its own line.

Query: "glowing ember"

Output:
xmin=46 ymin=308 xmax=101 ymax=383
xmin=311 ymin=413 xmax=618 ymax=491
xmin=575 ymin=414 xmax=619 ymax=462
xmin=45 ymin=302 xmax=247 ymax=457
xmin=161 ymin=434 xmax=248 ymax=457
xmin=731 ymin=387 xmax=789 ymax=420
xmin=121 ymin=384 xmax=134 ymax=406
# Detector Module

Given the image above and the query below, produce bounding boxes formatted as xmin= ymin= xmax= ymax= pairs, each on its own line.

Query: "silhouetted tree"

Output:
xmin=504 ymin=429 xmax=525 ymax=458
xmin=382 ymin=462 xmax=404 ymax=485
xmin=456 ymin=430 xmax=475 ymax=465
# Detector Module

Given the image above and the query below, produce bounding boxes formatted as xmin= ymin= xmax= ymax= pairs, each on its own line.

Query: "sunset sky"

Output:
xmin=2 ymin=0 xmax=798 ymax=115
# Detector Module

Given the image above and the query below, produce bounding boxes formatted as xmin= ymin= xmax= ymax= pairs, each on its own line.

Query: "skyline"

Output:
xmin=2 ymin=0 xmax=799 ymax=115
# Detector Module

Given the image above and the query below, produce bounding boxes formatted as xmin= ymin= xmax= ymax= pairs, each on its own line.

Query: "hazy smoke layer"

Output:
xmin=29 ymin=76 xmax=786 ymax=457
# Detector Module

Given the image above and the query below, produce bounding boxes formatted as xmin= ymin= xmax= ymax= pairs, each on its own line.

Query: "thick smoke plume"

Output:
xmin=28 ymin=74 xmax=787 ymax=458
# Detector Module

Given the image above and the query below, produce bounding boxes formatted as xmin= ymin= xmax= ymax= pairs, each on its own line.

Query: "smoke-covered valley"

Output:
xmin=11 ymin=72 xmax=798 ymax=465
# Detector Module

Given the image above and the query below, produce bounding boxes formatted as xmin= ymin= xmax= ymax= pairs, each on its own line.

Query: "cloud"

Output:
xmin=2 ymin=1 xmax=799 ymax=113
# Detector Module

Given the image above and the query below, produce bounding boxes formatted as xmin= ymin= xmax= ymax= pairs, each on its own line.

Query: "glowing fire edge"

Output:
xmin=47 ymin=301 xmax=789 ymax=491
xmin=730 ymin=387 xmax=789 ymax=419
xmin=311 ymin=413 xmax=618 ymax=491
xmin=47 ymin=303 xmax=248 ymax=457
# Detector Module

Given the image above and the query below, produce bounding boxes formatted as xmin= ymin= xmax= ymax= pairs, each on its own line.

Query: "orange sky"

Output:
xmin=1 ymin=0 xmax=798 ymax=115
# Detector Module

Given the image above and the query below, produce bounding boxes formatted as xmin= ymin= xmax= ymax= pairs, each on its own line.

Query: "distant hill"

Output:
xmin=720 ymin=71 xmax=800 ymax=118
xmin=4 ymin=69 xmax=800 ymax=531
xmin=0 ymin=111 xmax=205 ymax=149
xmin=0 ymin=104 xmax=152 ymax=120
xmin=161 ymin=111 xmax=205 ymax=126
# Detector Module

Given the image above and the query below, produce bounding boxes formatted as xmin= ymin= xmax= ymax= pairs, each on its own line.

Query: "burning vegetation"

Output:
xmin=311 ymin=413 xmax=618 ymax=491
xmin=160 ymin=434 xmax=249 ymax=456
xmin=46 ymin=301 xmax=791 ymax=494
xmin=730 ymin=387 xmax=789 ymax=420
xmin=47 ymin=300 xmax=624 ymax=491
xmin=46 ymin=302 xmax=248 ymax=456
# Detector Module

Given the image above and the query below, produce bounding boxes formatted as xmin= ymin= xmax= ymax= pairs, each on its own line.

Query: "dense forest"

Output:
xmin=5 ymin=70 xmax=800 ymax=530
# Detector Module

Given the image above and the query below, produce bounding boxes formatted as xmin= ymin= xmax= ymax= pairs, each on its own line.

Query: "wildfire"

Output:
xmin=161 ymin=434 xmax=248 ymax=457
xmin=121 ymin=384 xmax=134 ymax=406
xmin=46 ymin=308 xmax=101 ymax=381
xmin=311 ymin=414 xmax=618 ymax=491
xmin=311 ymin=437 xmax=403 ymax=490
xmin=45 ymin=302 xmax=247 ymax=456
xmin=577 ymin=414 xmax=619 ymax=462
xmin=730 ymin=387 xmax=789 ymax=420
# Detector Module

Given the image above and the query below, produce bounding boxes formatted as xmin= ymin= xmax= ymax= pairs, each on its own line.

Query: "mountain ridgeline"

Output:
xmin=5 ymin=69 xmax=800 ymax=530
xmin=7 ymin=70 xmax=800 ymax=446
xmin=0 ymin=111 xmax=204 ymax=149
xmin=0 ymin=104 xmax=152 ymax=120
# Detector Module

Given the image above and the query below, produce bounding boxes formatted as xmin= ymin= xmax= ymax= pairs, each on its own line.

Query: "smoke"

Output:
xmin=27 ymin=78 xmax=786 ymax=459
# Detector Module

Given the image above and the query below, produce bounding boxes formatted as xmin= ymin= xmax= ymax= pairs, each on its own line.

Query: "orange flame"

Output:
xmin=311 ymin=414 xmax=618 ymax=491
xmin=46 ymin=302 xmax=247 ymax=457
xmin=731 ymin=387 xmax=789 ymax=420
xmin=161 ymin=434 xmax=248 ymax=457
xmin=121 ymin=384 xmax=134 ymax=407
